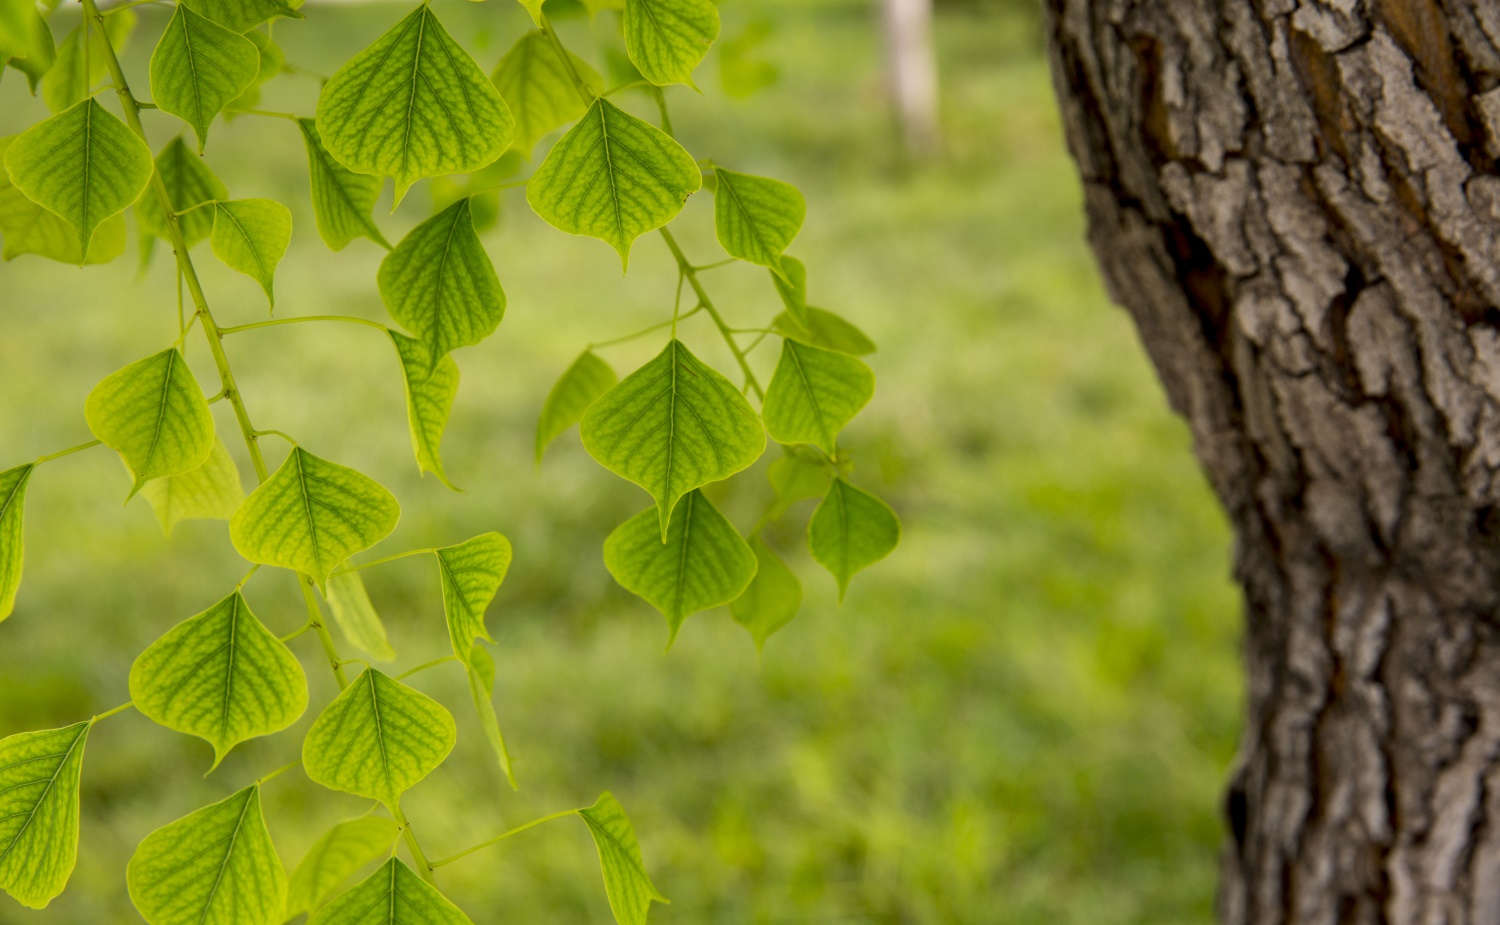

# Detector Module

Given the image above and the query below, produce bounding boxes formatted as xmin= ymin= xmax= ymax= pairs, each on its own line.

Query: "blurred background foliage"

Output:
xmin=0 ymin=0 xmax=1241 ymax=921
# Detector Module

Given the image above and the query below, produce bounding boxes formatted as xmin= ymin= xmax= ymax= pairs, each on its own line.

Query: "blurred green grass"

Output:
xmin=0 ymin=1 xmax=1241 ymax=922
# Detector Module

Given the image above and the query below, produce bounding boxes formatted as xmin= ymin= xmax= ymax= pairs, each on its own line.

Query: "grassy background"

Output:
xmin=0 ymin=0 xmax=1242 ymax=921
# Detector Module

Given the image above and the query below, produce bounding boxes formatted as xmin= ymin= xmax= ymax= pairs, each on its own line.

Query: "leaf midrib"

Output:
xmin=196 ymin=788 xmax=255 ymax=925
xmin=0 ymin=725 xmax=86 ymax=869
xmin=784 ymin=342 xmax=833 ymax=451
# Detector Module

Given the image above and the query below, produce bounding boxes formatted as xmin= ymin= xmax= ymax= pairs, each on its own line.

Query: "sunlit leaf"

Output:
xmin=808 ymin=478 xmax=899 ymax=601
xmin=0 ymin=722 xmax=88 ymax=909
xmin=582 ymin=339 xmax=763 ymax=537
xmin=762 ymin=339 xmax=873 ymax=455
xmin=770 ymin=254 xmax=808 ymax=325
xmin=622 ymin=0 xmax=718 ymax=87
xmin=298 ymin=119 xmax=387 ymax=251
xmin=713 ymin=168 xmax=804 ymax=268
xmin=137 ymin=136 xmax=228 ymax=247
xmin=211 ymin=198 xmax=291 ymax=308
xmin=526 ymin=98 xmax=699 ymax=267
xmin=0 ymin=464 xmax=32 ymax=623
xmin=41 ymin=12 xmax=135 ymax=113
xmin=388 ymin=332 xmax=460 ymax=490
xmin=603 ymin=491 xmax=756 ymax=642
xmin=229 ymin=447 xmax=400 ymax=589
xmin=315 ymin=4 xmax=514 ymax=205
xmin=301 ymin=668 xmax=456 ymax=808
xmin=324 ymin=570 xmax=396 ymax=662
xmin=309 ymin=858 xmax=472 ymax=925
xmin=0 ymin=150 xmax=125 ymax=264
xmin=182 ymin=0 xmax=300 ymax=34
xmin=149 ymin=4 xmax=259 ymax=150
xmin=535 ymin=350 xmax=615 ymax=463
xmin=139 ymin=438 xmax=244 ymax=536
xmin=126 ymin=785 xmax=286 ymax=925
xmin=492 ymin=30 xmax=602 ymax=157
xmin=577 ymin=792 xmax=667 ymax=925
xmin=774 ymin=305 xmax=876 ymax=356
xmin=129 ymin=591 xmax=308 ymax=768
xmin=3 ymin=99 xmax=152 ymax=256
xmin=730 ymin=538 xmax=800 ymax=650
xmin=513 ymin=0 xmax=542 ymax=27
xmin=465 ymin=642 xmax=517 ymax=790
xmin=435 ymin=532 xmax=511 ymax=659
xmin=85 ymin=347 xmax=216 ymax=496
xmin=378 ymin=198 xmax=505 ymax=364
xmin=1 ymin=1 xmax=52 ymax=92
xmin=286 ymin=817 xmax=399 ymax=919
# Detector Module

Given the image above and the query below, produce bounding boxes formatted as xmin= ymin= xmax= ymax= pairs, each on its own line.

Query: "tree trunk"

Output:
xmin=883 ymin=0 xmax=941 ymax=158
xmin=1043 ymin=1 xmax=1500 ymax=922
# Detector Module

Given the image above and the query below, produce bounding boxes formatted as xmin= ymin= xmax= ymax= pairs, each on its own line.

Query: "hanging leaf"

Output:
xmin=2 ymin=98 xmax=152 ymax=256
xmin=774 ymin=305 xmax=876 ymax=356
xmin=767 ymin=450 xmax=831 ymax=510
xmin=492 ymin=30 xmax=602 ymax=157
xmin=1 ymin=3 xmax=52 ymax=92
xmin=0 ymin=464 xmax=32 ymax=623
xmin=324 ymin=570 xmax=396 ymax=662
xmin=297 ymin=119 xmax=387 ymax=251
xmin=388 ymin=331 xmax=460 ymax=489
xmin=770 ymin=254 xmax=808 ymax=325
xmin=315 ymin=4 xmax=514 ymax=205
xmin=137 ymin=137 xmax=228 ymax=247
xmin=126 ymin=785 xmax=286 ymax=925
xmin=622 ymin=0 xmax=719 ymax=87
xmin=603 ymin=491 xmax=756 ymax=642
xmin=85 ymin=347 xmax=216 ymax=496
xmin=139 ymin=438 xmax=244 ymax=536
xmin=577 ymin=792 xmax=668 ymax=925
xmin=466 ymin=642 xmax=517 ymax=790
xmin=536 ymin=350 xmax=616 ymax=463
xmin=286 ymin=817 xmax=400 ymax=919
xmin=0 ymin=722 xmax=89 ymax=909
xmin=301 ymin=668 xmax=456 ymax=808
xmin=378 ymin=198 xmax=505 ymax=364
xmin=713 ymin=168 xmax=804 ymax=268
xmin=148 ymin=5 xmax=259 ymax=150
xmin=582 ymin=339 xmax=763 ymax=537
xmin=526 ymin=98 xmax=699 ymax=267
xmin=211 ymin=198 xmax=291 ymax=309
xmin=762 ymin=339 xmax=874 ymax=455
xmin=513 ymin=0 xmax=543 ymax=27
xmin=435 ymin=532 xmax=511 ymax=659
xmin=129 ymin=591 xmax=308 ymax=768
xmin=181 ymin=0 xmax=301 ymax=34
xmin=0 ymin=144 xmax=126 ymax=264
xmin=730 ymin=538 xmax=801 ymax=650
xmin=808 ymin=478 xmax=900 ymax=601
xmin=309 ymin=858 xmax=472 ymax=925
xmin=41 ymin=12 xmax=136 ymax=113
xmin=229 ymin=447 xmax=400 ymax=589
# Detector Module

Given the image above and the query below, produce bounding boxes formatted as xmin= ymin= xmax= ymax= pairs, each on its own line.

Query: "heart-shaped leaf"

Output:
xmin=310 ymin=858 xmax=472 ymax=925
xmin=808 ymin=478 xmax=899 ymax=601
xmin=139 ymin=438 xmax=244 ymax=536
xmin=730 ymin=538 xmax=801 ymax=650
xmin=535 ymin=350 xmax=616 ymax=463
xmin=85 ymin=347 xmax=216 ymax=496
xmin=435 ymin=532 xmax=511 ymax=659
xmin=762 ymin=339 xmax=874 ymax=455
xmin=623 ymin=0 xmax=719 ymax=87
xmin=774 ymin=305 xmax=876 ymax=356
xmin=578 ymin=792 xmax=668 ymax=925
xmin=181 ymin=0 xmax=300 ymax=34
xmin=297 ymin=119 xmax=388 ymax=251
xmin=0 ymin=139 xmax=125 ymax=264
xmin=0 ymin=722 xmax=89 ymax=909
xmin=211 ymin=198 xmax=291 ymax=308
xmin=713 ymin=168 xmax=804 ymax=268
xmin=148 ymin=4 xmax=259 ymax=150
xmin=0 ymin=464 xmax=34 ymax=623
xmin=286 ymin=817 xmax=399 ymax=919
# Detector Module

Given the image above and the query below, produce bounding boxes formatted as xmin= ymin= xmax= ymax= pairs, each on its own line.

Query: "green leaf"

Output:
xmin=3 ymin=98 xmax=152 ymax=256
xmin=603 ymin=491 xmax=756 ymax=642
xmin=149 ymin=5 xmax=259 ymax=150
xmin=298 ymin=119 xmax=388 ymax=251
xmin=774 ymin=305 xmax=876 ymax=356
xmin=465 ymin=642 xmax=517 ymax=790
xmin=535 ymin=350 xmax=616 ymax=463
xmin=713 ymin=168 xmax=804 ymax=268
xmin=324 ymin=570 xmax=397 ymax=662
xmin=770 ymin=254 xmax=807 ymax=324
xmin=622 ymin=0 xmax=718 ymax=87
xmin=0 ymin=464 xmax=32 ymax=623
xmin=309 ymin=858 xmax=472 ymax=925
xmin=730 ymin=538 xmax=800 ymax=651
xmin=301 ymin=668 xmax=456 ymax=808
xmin=181 ymin=0 xmax=301 ymax=33
xmin=315 ymin=4 xmax=515 ymax=205
xmin=577 ymin=792 xmax=667 ymax=925
xmin=581 ymin=339 xmax=764 ymax=537
xmin=139 ymin=437 xmax=245 ymax=536
xmin=492 ymin=30 xmax=603 ymax=157
xmin=526 ymin=98 xmax=700 ymax=267
xmin=762 ymin=339 xmax=874 ymax=455
xmin=41 ymin=12 xmax=136 ymax=113
xmin=435 ymin=532 xmax=511 ymax=659
xmin=126 ymin=785 xmax=286 ymax=925
xmin=84 ymin=347 xmax=216 ymax=496
xmin=137 ymin=136 xmax=228 ymax=247
xmin=1 ymin=4 xmax=51 ymax=92
xmin=0 ymin=722 xmax=88 ymax=909
xmin=224 ymin=29 xmax=284 ymax=114
xmin=286 ymin=817 xmax=399 ymax=919
xmin=229 ymin=447 xmax=401 ymax=589
xmin=211 ymin=198 xmax=291 ymax=308
xmin=513 ymin=0 xmax=543 ymax=27
xmin=388 ymin=331 xmax=460 ymax=489
xmin=129 ymin=591 xmax=308 ymax=768
xmin=808 ymin=478 xmax=899 ymax=601
xmin=378 ymin=198 xmax=505 ymax=363
xmin=0 ymin=144 xmax=125 ymax=264
xmin=767 ymin=450 xmax=831 ymax=509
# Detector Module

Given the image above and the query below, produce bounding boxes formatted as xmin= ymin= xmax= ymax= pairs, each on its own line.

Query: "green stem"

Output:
xmin=252 ymin=428 xmax=299 ymax=446
xmin=256 ymin=760 xmax=298 ymax=787
xmin=279 ymin=621 xmax=313 ymax=643
xmin=588 ymin=306 xmax=701 ymax=351
xmin=219 ymin=315 xmax=389 ymax=336
xmin=173 ymin=199 xmax=218 ymax=217
xmin=650 ymin=86 xmax=674 ymax=136
xmin=540 ymin=13 xmax=596 ymax=106
xmin=90 ymin=701 xmax=133 ymax=724
xmin=334 ymin=547 xmax=436 ymax=575
xmin=396 ymin=655 xmax=460 ymax=681
xmin=430 ymin=809 xmax=579 ymax=869
xmin=242 ymin=109 xmax=303 ymax=122
xmin=659 ymin=228 xmax=765 ymax=399
xmin=393 ymin=800 xmax=438 ymax=884
xmin=34 ymin=440 xmax=101 ymax=465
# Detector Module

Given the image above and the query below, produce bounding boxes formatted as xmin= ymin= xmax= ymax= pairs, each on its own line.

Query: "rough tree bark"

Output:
xmin=1043 ymin=1 xmax=1500 ymax=922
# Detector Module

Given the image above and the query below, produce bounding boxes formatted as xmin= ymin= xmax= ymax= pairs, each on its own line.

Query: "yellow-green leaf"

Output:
xmin=762 ymin=339 xmax=874 ymax=455
xmin=0 ymin=138 xmax=125 ymax=263
xmin=730 ymin=538 xmax=800 ymax=651
xmin=298 ymin=118 xmax=388 ymax=251
xmin=286 ymin=817 xmax=399 ymax=919
xmin=0 ymin=722 xmax=89 ymax=909
xmin=492 ymin=30 xmax=603 ymax=157
xmin=211 ymin=198 xmax=291 ymax=308
xmin=713 ymin=168 xmax=804 ymax=268
xmin=536 ymin=350 xmax=616 ymax=463
xmin=181 ymin=0 xmax=301 ymax=33
xmin=148 ymin=4 xmax=259 ymax=150
xmin=389 ymin=331 xmax=460 ymax=489
xmin=324 ymin=570 xmax=396 ymax=662
xmin=577 ymin=792 xmax=668 ymax=925
xmin=137 ymin=137 xmax=227 ymax=248
xmin=84 ymin=347 xmax=216 ymax=496
xmin=435 ymin=532 xmax=511 ymax=659
xmin=465 ymin=642 xmax=517 ymax=790
xmin=0 ymin=464 xmax=32 ymax=623
xmin=807 ymin=478 xmax=900 ymax=601
xmin=139 ymin=438 xmax=244 ymax=536
xmin=41 ymin=12 xmax=135 ymax=113
xmin=623 ymin=0 xmax=718 ymax=87
xmin=310 ymin=858 xmax=472 ymax=925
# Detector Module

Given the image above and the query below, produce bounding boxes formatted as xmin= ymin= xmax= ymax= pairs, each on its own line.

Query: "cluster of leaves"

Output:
xmin=0 ymin=0 xmax=899 ymax=920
